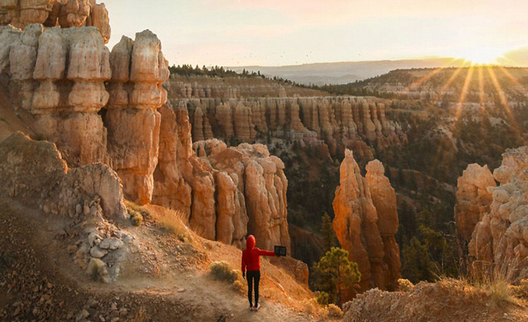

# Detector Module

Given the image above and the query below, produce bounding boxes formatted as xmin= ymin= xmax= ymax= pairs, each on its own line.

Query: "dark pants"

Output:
xmin=247 ymin=270 xmax=261 ymax=307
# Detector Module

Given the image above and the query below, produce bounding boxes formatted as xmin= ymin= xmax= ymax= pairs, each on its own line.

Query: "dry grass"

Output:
xmin=157 ymin=210 xmax=192 ymax=243
xmin=456 ymin=262 xmax=521 ymax=308
xmin=142 ymin=205 xmax=193 ymax=243
xmin=326 ymin=303 xmax=343 ymax=318
xmin=301 ymin=298 xmax=320 ymax=316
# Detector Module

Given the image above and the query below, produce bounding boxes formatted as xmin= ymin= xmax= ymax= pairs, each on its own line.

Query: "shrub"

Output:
xmin=125 ymin=200 xmax=150 ymax=218
xmin=327 ymin=304 xmax=343 ymax=318
xmin=232 ymin=280 xmax=245 ymax=293
xmin=210 ymin=261 xmax=238 ymax=284
xmin=130 ymin=212 xmax=143 ymax=226
xmin=316 ymin=291 xmax=330 ymax=305
xmin=397 ymin=278 xmax=414 ymax=292
xmin=301 ymin=298 xmax=319 ymax=316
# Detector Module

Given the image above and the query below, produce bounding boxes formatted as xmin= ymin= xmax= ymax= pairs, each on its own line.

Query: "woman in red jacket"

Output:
xmin=241 ymin=235 xmax=276 ymax=311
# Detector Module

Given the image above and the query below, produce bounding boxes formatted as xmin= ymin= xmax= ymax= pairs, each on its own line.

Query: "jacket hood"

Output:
xmin=246 ymin=235 xmax=256 ymax=249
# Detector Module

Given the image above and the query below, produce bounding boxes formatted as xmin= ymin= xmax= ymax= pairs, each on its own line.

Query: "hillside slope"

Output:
xmin=0 ymin=200 xmax=318 ymax=322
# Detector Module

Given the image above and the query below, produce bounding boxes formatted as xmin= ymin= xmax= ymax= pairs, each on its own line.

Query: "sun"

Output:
xmin=458 ymin=47 xmax=504 ymax=65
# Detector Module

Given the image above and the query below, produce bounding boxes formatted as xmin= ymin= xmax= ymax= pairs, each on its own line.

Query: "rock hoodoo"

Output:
xmin=454 ymin=164 xmax=496 ymax=270
xmin=0 ymin=5 xmax=292 ymax=253
xmin=152 ymin=103 xmax=291 ymax=250
xmin=333 ymin=149 xmax=401 ymax=293
xmin=173 ymin=95 xmax=406 ymax=161
xmin=455 ymin=147 xmax=528 ymax=281
xmin=1 ymin=24 xmax=111 ymax=167
xmin=105 ymin=30 xmax=169 ymax=205
xmin=0 ymin=0 xmax=111 ymax=43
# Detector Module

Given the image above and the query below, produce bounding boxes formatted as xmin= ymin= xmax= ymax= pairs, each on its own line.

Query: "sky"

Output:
xmin=105 ymin=0 xmax=528 ymax=67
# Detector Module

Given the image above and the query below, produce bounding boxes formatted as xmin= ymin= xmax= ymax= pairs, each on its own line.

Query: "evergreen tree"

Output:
xmin=314 ymin=247 xmax=361 ymax=305
xmin=321 ymin=213 xmax=336 ymax=254
xmin=401 ymin=237 xmax=438 ymax=283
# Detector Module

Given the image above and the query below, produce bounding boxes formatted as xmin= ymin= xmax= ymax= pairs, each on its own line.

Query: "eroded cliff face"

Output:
xmin=1 ymin=15 xmax=291 ymax=252
xmin=0 ymin=0 xmax=110 ymax=43
xmin=105 ymin=31 xmax=169 ymax=205
xmin=455 ymin=147 xmax=528 ymax=281
xmin=333 ymin=149 xmax=401 ymax=293
xmin=454 ymin=164 xmax=496 ymax=270
xmin=173 ymin=96 xmax=406 ymax=161
xmin=0 ymin=23 xmax=168 ymax=205
xmin=1 ymin=24 xmax=111 ymax=167
xmin=152 ymin=103 xmax=291 ymax=250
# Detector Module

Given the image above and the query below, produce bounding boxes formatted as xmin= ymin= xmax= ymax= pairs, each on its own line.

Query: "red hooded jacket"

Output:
xmin=241 ymin=235 xmax=275 ymax=273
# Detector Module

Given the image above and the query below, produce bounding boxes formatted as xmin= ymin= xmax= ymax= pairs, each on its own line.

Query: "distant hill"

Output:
xmin=230 ymin=58 xmax=471 ymax=85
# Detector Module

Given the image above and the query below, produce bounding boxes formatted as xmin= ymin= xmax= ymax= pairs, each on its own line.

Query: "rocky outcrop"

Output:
xmin=365 ymin=160 xmax=401 ymax=289
xmin=342 ymin=279 xmax=524 ymax=322
xmin=0 ymin=0 xmax=111 ymax=43
xmin=0 ymin=131 xmax=133 ymax=283
xmin=454 ymin=164 xmax=496 ymax=271
xmin=196 ymin=142 xmax=290 ymax=251
xmin=0 ymin=131 xmax=126 ymax=220
xmin=152 ymin=103 xmax=290 ymax=250
xmin=333 ymin=149 xmax=401 ymax=293
xmin=105 ymin=30 xmax=169 ymax=205
xmin=175 ymin=95 xmax=406 ymax=162
xmin=1 ymin=23 xmax=168 ymax=205
xmin=0 ymin=25 xmax=111 ymax=167
xmin=456 ymin=147 xmax=528 ymax=281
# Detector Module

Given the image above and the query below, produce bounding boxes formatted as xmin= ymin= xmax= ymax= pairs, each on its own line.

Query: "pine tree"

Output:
xmin=314 ymin=247 xmax=361 ymax=305
xmin=321 ymin=213 xmax=336 ymax=254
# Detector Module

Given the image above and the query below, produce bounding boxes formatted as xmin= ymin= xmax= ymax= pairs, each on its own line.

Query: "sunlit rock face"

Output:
xmin=454 ymin=164 xmax=496 ymax=269
xmin=456 ymin=147 xmax=528 ymax=281
xmin=1 ymin=25 xmax=110 ymax=167
xmin=104 ymin=30 xmax=169 ymax=205
xmin=1 ymin=23 xmax=169 ymax=205
xmin=333 ymin=149 xmax=401 ymax=293
xmin=0 ymin=0 xmax=111 ymax=43
xmin=151 ymin=101 xmax=291 ymax=250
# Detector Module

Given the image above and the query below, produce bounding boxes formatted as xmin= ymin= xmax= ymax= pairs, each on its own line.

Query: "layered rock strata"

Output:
xmin=167 ymin=76 xmax=326 ymax=100
xmin=176 ymin=96 xmax=406 ymax=160
xmin=454 ymin=164 xmax=496 ymax=271
xmin=0 ymin=0 xmax=111 ymax=43
xmin=1 ymin=24 xmax=169 ymax=205
xmin=455 ymin=147 xmax=528 ymax=281
xmin=333 ymin=149 xmax=401 ymax=292
xmin=1 ymin=25 xmax=111 ymax=167
xmin=152 ymin=102 xmax=290 ymax=250
xmin=104 ymin=30 xmax=169 ymax=205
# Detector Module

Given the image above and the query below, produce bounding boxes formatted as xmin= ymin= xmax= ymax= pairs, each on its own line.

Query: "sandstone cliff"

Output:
xmin=454 ymin=164 xmax=496 ymax=271
xmin=173 ymin=95 xmax=406 ymax=162
xmin=152 ymin=102 xmax=291 ymax=251
xmin=1 ymin=15 xmax=292 ymax=254
xmin=455 ymin=147 xmax=528 ymax=281
xmin=0 ymin=0 xmax=110 ymax=43
xmin=1 ymin=24 xmax=168 ymax=205
xmin=333 ymin=149 xmax=401 ymax=293
xmin=0 ymin=132 xmax=128 ymax=282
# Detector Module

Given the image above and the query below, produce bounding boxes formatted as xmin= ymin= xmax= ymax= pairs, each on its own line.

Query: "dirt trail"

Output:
xmin=0 ymin=200 xmax=319 ymax=322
